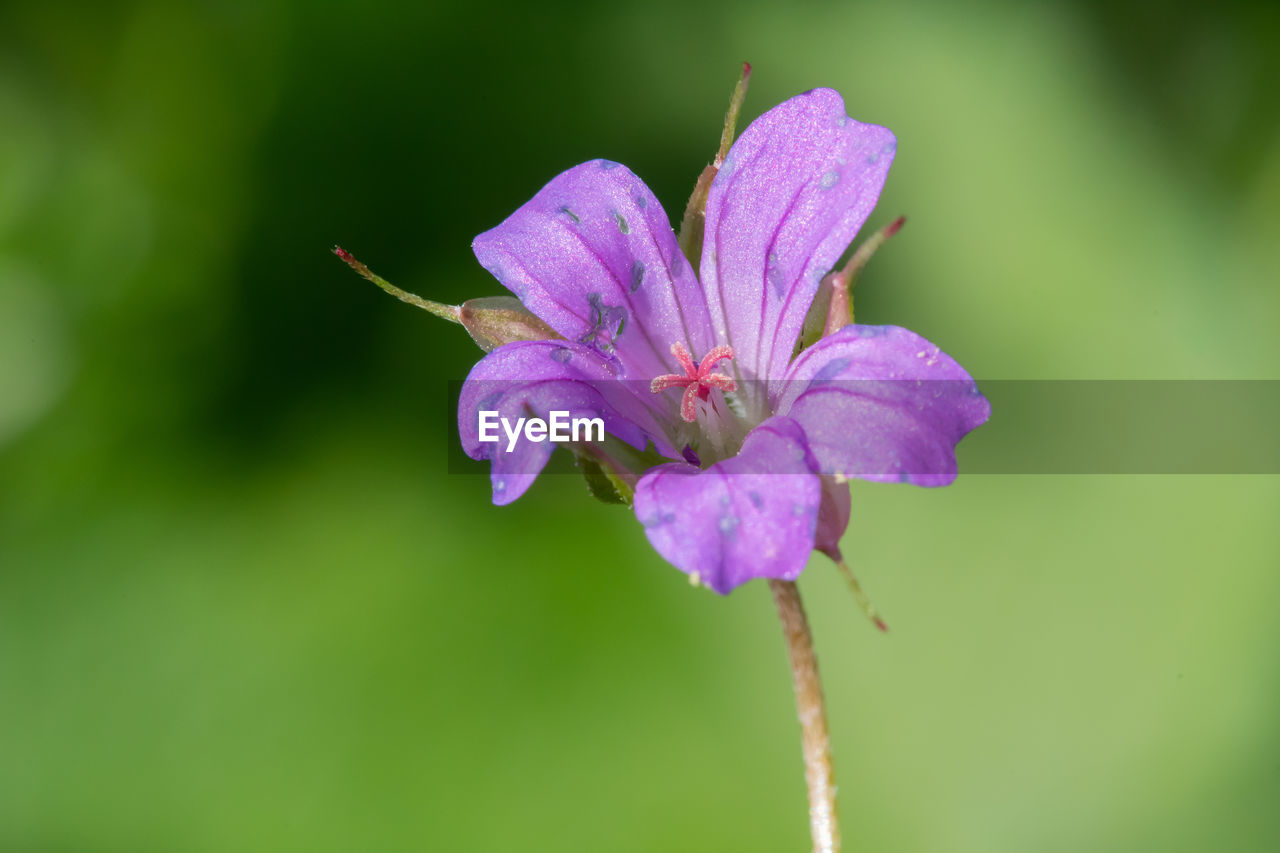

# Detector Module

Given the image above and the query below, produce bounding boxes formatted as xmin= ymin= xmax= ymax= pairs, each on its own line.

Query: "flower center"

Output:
xmin=649 ymin=342 xmax=738 ymax=423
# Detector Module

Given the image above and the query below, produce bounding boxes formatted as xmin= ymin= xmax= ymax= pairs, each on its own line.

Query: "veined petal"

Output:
xmin=778 ymin=325 xmax=990 ymax=487
xmin=459 ymin=341 xmax=675 ymax=505
xmin=701 ymin=89 xmax=896 ymax=403
xmin=633 ymin=416 xmax=821 ymax=594
xmin=473 ymin=160 xmax=715 ymax=384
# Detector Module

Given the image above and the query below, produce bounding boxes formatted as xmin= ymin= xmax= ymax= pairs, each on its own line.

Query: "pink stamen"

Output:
xmin=698 ymin=345 xmax=735 ymax=374
xmin=670 ymin=341 xmax=697 ymax=376
xmin=650 ymin=374 xmax=695 ymax=393
xmin=702 ymin=373 xmax=737 ymax=391
xmin=680 ymin=383 xmax=701 ymax=423
xmin=650 ymin=343 xmax=738 ymax=423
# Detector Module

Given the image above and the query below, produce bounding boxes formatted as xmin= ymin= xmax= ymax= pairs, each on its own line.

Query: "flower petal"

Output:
xmin=473 ymin=160 xmax=715 ymax=384
xmin=459 ymin=341 xmax=675 ymax=505
xmin=778 ymin=325 xmax=990 ymax=486
xmin=701 ymin=89 xmax=896 ymax=403
xmin=633 ymin=417 xmax=821 ymax=594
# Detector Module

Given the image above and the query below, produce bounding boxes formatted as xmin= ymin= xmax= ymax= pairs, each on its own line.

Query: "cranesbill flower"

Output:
xmin=455 ymin=86 xmax=989 ymax=594
xmin=337 ymin=69 xmax=992 ymax=853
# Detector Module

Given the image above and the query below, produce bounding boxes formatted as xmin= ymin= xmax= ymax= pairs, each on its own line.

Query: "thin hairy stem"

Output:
xmin=769 ymin=579 xmax=840 ymax=853
xmin=333 ymin=246 xmax=461 ymax=323
xmin=833 ymin=556 xmax=889 ymax=633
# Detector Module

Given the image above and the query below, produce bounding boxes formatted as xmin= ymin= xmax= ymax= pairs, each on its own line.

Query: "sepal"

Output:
xmin=333 ymin=247 xmax=561 ymax=352
xmin=459 ymin=296 xmax=561 ymax=352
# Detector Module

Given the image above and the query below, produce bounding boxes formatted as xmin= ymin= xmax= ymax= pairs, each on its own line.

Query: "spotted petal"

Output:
xmin=633 ymin=417 xmax=821 ymax=594
xmin=701 ymin=89 xmax=896 ymax=408
xmin=473 ymin=160 xmax=716 ymax=386
xmin=777 ymin=325 xmax=990 ymax=486
xmin=459 ymin=340 xmax=675 ymax=505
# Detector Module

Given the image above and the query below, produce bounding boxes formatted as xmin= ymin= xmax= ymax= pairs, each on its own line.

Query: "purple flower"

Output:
xmin=459 ymin=88 xmax=989 ymax=594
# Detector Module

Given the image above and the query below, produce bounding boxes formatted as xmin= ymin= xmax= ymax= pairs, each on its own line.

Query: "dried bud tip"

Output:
xmin=741 ymin=61 xmax=752 ymax=80
xmin=332 ymin=245 xmax=372 ymax=278
xmin=884 ymin=215 xmax=906 ymax=238
xmin=873 ymin=617 xmax=889 ymax=633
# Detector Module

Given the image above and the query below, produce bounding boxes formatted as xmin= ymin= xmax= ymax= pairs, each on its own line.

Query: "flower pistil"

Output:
xmin=649 ymin=342 xmax=738 ymax=423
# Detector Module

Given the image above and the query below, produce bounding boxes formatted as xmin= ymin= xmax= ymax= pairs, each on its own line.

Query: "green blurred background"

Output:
xmin=2 ymin=0 xmax=1278 ymax=850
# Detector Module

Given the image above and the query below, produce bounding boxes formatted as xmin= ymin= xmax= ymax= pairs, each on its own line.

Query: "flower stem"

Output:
xmin=768 ymin=578 xmax=840 ymax=853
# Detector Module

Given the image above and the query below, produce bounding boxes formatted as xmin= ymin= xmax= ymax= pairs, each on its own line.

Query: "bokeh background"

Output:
xmin=3 ymin=0 xmax=1278 ymax=850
